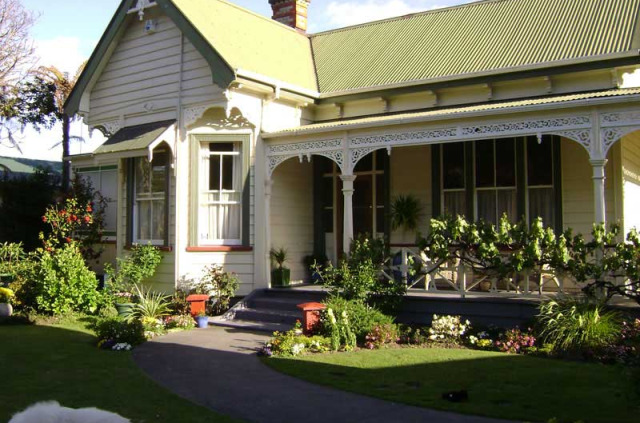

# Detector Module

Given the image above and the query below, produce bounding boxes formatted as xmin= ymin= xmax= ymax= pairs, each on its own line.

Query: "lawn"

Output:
xmin=0 ymin=317 xmax=240 ymax=423
xmin=265 ymin=347 xmax=640 ymax=423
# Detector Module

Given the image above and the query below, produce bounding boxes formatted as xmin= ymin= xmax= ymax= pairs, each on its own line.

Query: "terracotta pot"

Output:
xmin=0 ymin=302 xmax=13 ymax=317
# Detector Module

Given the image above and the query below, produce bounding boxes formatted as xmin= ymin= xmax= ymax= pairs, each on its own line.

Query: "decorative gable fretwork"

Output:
xmin=265 ymin=108 xmax=640 ymax=177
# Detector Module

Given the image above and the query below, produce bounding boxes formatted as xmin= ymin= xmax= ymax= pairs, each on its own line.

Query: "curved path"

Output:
xmin=134 ymin=327 xmax=517 ymax=423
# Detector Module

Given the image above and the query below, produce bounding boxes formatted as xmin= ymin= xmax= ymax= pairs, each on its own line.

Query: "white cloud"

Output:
xmin=323 ymin=0 xmax=447 ymax=28
xmin=34 ymin=36 xmax=88 ymax=75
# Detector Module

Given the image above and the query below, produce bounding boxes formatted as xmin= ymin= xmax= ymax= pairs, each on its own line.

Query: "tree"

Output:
xmin=25 ymin=64 xmax=86 ymax=192
xmin=0 ymin=0 xmax=36 ymax=150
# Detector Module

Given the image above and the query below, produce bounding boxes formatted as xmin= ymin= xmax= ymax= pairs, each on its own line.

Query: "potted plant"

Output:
xmin=0 ymin=287 xmax=14 ymax=317
xmin=195 ymin=311 xmax=209 ymax=329
xmin=303 ymin=253 xmax=328 ymax=284
xmin=270 ymin=247 xmax=290 ymax=287
xmin=113 ymin=292 xmax=135 ymax=317
xmin=390 ymin=194 xmax=423 ymax=234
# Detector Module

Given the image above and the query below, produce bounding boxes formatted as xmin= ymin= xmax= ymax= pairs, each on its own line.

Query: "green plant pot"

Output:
xmin=115 ymin=302 xmax=135 ymax=317
xmin=271 ymin=268 xmax=291 ymax=287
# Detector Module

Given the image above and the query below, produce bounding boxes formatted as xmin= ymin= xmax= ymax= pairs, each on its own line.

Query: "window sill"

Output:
xmin=186 ymin=246 xmax=253 ymax=252
xmin=125 ymin=244 xmax=173 ymax=252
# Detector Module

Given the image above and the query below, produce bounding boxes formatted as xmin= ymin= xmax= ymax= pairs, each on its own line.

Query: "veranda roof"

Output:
xmin=262 ymin=87 xmax=640 ymax=138
xmin=93 ymin=120 xmax=176 ymax=160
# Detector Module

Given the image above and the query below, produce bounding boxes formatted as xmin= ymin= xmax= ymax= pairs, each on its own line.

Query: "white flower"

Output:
xmin=291 ymin=343 xmax=305 ymax=356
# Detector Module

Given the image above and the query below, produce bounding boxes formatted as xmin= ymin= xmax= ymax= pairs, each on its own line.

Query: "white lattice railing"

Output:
xmin=382 ymin=246 xmax=569 ymax=298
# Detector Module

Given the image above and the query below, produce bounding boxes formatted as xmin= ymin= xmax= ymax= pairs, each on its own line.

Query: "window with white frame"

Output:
xmin=133 ymin=152 xmax=168 ymax=245
xmin=527 ymin=136 xmax=555 ymax=227
xmin=198 ymin=141 xmax=242 ymax=244
xmin=442 ymin=142 xmax=466 ymax=217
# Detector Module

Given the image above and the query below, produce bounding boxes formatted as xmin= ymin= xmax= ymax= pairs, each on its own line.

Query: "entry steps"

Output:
xmin=210 ymin=287 xmax=327 ymax=333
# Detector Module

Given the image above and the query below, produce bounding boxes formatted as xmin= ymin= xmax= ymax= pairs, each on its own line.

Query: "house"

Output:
xmin=66 ymin=0 xmax=640 ymax=296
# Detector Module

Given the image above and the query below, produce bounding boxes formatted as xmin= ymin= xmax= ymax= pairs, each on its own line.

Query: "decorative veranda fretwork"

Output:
xmin=350 ymin=128 xmax=458 ymax=147
xmin=350 ymin=147 xmax=387 ymax=169
xmin=92 ymin=120 xmax=122 ymax=137
xmin=600 ymin=112 xmax=640 ymax=156
xmin=266 ymin=138 xmax=344 ymax=176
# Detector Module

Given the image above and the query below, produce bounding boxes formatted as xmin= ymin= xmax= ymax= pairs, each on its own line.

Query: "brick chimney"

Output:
xmin=269 ymin=0 xmax=311 ymax=32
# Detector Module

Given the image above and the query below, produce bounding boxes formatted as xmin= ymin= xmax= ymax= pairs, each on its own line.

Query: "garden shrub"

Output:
xmin=0 ymin=242 xmax=38 ymax=308
xmin=536 ymin=298 xmax=621 ymax=354
xmin=105 ymin=244 xmax=162 ymax=294
xmin=323 ymin=308 xmax=357 ymax=351
xmin=94 ymin=317 xmax=146 ymax=346
xmin=165 ymin=314 xmax=196 ymax=330
xmin=397 ymin=324 xmax=430 ymax=345
xmin=364 ymin=323 xmax=399 ymax=349
xmin=199 ymin=264 xmax=239 ymax=315
xmin=264 ymin=326 xmax=330 ymax=357
xmin=126 ymin=283 xmax=171 ymax=322
xmin=322 ymin=296 xmax=394 ymax=342
xmin=34 ymin=243 xmax=101 ymax=315
xmin=495 ymin=327 xmax=536 ymax=354
xmin=428 ymin=314 xmax=471 ymax=344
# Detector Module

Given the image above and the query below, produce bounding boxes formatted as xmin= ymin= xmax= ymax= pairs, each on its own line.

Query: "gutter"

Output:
xmin=261 ymin=91 xmax=640 ymax=139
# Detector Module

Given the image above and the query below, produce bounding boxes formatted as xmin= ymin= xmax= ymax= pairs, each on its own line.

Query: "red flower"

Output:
xmin=71 ymin=215 xmax=78 ymax=222
xmin=65 ymin=237 xmax=72 ymax=243
xmin=84 ymin=216 xmax=91 ymax=223
xmin=42 ymin=216 xmax=47 ymax=223
xmin=86 ymin=206 xmax=93 ymax=213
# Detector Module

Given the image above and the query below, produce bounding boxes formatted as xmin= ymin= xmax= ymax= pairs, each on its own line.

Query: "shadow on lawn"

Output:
xmin=132 ymin=328 xmax=640 ymax=423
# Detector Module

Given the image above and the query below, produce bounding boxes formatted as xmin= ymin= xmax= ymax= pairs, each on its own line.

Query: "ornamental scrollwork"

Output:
xmin=601 ymin=127 xmax=640 ymax=156
xmin=93 ymin=120 xmax=122 ymax=137
xmin=601 ymin=112 xmax=640 ymax=125
xmin=350 ymin=128 xmax=458 ymax=147
xmin=461 ymin=116 xmax=591 ymax=136
xmin=183 ymin=105 xmax=211 ymax=127
xmin=267 ymin=155 xmax=293 ymax=177
xmin=350 ymin=147 xmax=382 ymax=169
xmin=267 ymin=138 xmax=343 ymax=155
xmin=555 ymin=129 xmax=592 ymax=150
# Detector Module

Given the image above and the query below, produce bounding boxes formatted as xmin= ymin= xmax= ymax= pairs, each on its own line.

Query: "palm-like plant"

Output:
xmin=32 ymin=63 xmax=86 ymax=192
xmin=390 ymin=194 xmax=422 ymax=232
xmin=127 ymin=283 xmax=171 ymax=321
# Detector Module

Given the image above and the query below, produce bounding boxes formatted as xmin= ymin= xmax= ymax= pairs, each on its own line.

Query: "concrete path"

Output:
xmin=134 ymin=327 xmax=518 ymax=423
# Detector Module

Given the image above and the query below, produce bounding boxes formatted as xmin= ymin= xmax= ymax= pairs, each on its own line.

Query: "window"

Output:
xmin=442 ymin=142 xmax=466 ymax=216
xmin=76 ymin=166 xmax=118 ymax=238
xmin=197 ymin=141 xmax=243 ymax=245
xmin=132 ymin=152 xmax=168 ymax=245
xmin=475 ymin=139 xmax=517 ymax=225
xmin=438 ymin=136 xmax=559 ymax=228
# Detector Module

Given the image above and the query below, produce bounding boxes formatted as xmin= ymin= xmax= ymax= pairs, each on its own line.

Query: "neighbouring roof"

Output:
xmin=262 ymin=87 xmax=640 ymax=138
xmin=93 ymin=120 xmax=176 ymax=156
xmin=310 ymin=0 xmax=640 ymax=94
xmin=0 ymin=156 xmax=62 ymax=175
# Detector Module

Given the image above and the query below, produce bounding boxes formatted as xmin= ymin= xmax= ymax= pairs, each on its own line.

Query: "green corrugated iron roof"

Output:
xmin=171 ymin=0 xmax=317 ymax=92
xmin=310 ymin=0 xmax=640 ymax=93
xmin=0 ymin=157 xmax=62 ymax=175
xmin=263 ymin=88 xmax=640 ymax=137
xmin=93 ymin=120 xmax=175 ymax=155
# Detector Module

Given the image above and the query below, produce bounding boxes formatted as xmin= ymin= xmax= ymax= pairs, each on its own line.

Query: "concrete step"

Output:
xmin=231 ymin=307 xmax=300 ymax=325
xmin=209 ymin=316 xmax=292 ymax=334
xmin=248 ymin=296 xmax=311 ymax=312
xmin=261 ymin=288 xmax=327 ymax=302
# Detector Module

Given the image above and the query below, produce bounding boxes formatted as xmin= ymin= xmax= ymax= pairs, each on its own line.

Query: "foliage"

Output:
xmin=165 ymin=314 xmax=196 ymax=331
xmin=199 ymin=264 xmax=239 ymax=315
xmin=321 ymin=296 xmax=394 ymax=342
xmin=33 ymin=243 xmax=101 ymax=315
xmin=168 ymin=290 xmax=190 ymax=316
xmin=495 ymin=327 xmax=536 ymax=354
xmin=323 ymin=308 xmax=357 ymax=351
xmin=0 ymin=287 xmax=13 ymax=303
xmin=0 ymin=242 xmax=37 ymax=307
xmin=105 ymin=244 xmax=162 ymax=294
xmin=428 ymin=314 xmax=471 ymax=344
xmin=536 ymin=298 xmax=621 ymax=354
xmin=93 ymin=317 xmax=147 ymax=346
xmin=0 ymin=169 xmax=59 ymax=250
xmin=390 ymin=194 xmax=423 ymax=232
xmin=264 ymin=328 xmax=330 ymax=357
xmin=397 ymin=324 xmax=431 ymax=345
xmin=269 ymin=247 xmax=288 ymax=269
xmin=594 ymin=318 xmax=640 ymax=365
xmin=127 ymin=284 xmax=171 ymax=322
xmin=364 ymin=323 xmax=399 ymax=349
xmin=315 ymin=235 xmax=405 ymax=312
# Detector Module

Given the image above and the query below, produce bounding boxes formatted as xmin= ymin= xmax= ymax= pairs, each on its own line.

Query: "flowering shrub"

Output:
xmin=591 ymin=318 xmax=640 ymax=365
xmin=40 ymin=197 xmax=95 ymax=254
xmin=141 ymin=316 xmax=166 ymax=339
xmin=94 ymin=317 xmax=146 ymax=347
xmin=364 ymin=323 xmax=399 ymax=349
xmin=165 ymin=314 xmax=196 ymax=330
xmin=321 ymin=297 xmax=394 ymax=342
xmin=262 ymin=327 xmax=330 ymax=357
xmin=495 ymin=327 xmax=536 ymax=354
xmin=468 ymin=330 xmax=495 ymax=350
xmin=429 ymin=314 xmax=471 ymax=343
xmin=324 ymin=308 xmax=357 ymax=351
xmin=200 ymin=264 xmax=239 ymax=315
xmin=0 ymin=287 xmax=14 ymax=303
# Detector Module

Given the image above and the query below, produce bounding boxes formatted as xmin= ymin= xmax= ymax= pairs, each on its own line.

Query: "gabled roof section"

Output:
xmin=93 ymin=120 xmax=176 ymax=159
xmin=170 ymin=0 xmax=317 ymax=92
xmin=310 ymin=0 xmax=640 ymax=94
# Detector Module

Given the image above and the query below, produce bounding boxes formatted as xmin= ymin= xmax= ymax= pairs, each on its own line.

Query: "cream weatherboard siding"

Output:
xmin=389 ymin=145 xmax=432 ymax=245
xmin=561 ymin=138 xmax=617 ymax=237
xmin=89 ymin=8 xmax=222 ymax=127
xmin=621 ymin=132 xmax=640 ymax=235
xmin=270 ymin=158 xmax=314 ymax=283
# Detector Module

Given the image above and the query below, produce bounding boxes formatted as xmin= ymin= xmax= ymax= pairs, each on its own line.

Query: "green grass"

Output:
xmin=0 ymin=317 xmax=240 ymax=423
xmin=264 ymin=347 xmax=640 ymax=423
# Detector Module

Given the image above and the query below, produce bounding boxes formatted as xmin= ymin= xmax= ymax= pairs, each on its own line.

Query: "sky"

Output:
xmin=1 ymin=0 xmax=472 ymax=161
